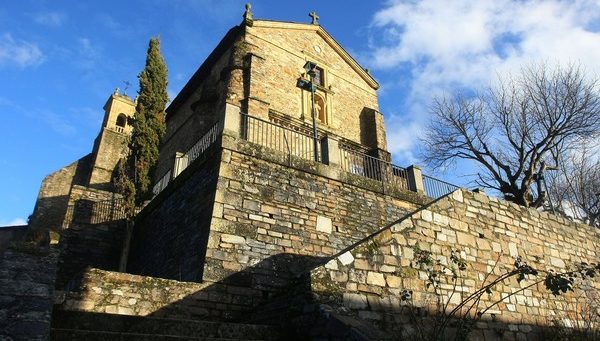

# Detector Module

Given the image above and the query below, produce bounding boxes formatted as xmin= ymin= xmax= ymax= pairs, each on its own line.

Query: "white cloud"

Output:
xmin=0 ymin=33 xmax=44 ymax=68
xmin=0 ymin=217 xmax=27 ymax=227
xmin=33 ymin=11 xmax=66 ymax=27
xmin=370 ymin=0 xmax=600 ymax=163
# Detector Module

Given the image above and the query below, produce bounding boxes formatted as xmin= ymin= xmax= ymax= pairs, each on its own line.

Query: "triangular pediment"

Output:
xmin=251 ymin=20 xmax=379 ymax=90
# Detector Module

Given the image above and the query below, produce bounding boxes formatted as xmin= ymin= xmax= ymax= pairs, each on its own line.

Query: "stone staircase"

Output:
xmin=51 ymin=310 xmax=280 ymax=340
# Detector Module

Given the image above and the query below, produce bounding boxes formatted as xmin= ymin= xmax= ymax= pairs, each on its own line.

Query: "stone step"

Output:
xmin=51 ymin=310 xmax=279 ymax=340
xmin=51 ymin=328 xmax=258 ymax=340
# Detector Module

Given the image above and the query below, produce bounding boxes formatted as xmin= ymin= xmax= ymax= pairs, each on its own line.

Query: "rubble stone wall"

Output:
xmin=201 ymin=135 xmax=426 ymax=290
xmin=310 ymin=189 xmax=600 ymax=340
xmin=0 ymin=245 xmax=58 ymax=341
xmin=127 ymin=144 xmax=222 ymax=282
xmin=56 ymin=268 xmax=262 ymax=322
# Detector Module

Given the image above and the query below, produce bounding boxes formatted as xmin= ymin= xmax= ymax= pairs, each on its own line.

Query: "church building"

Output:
xmin=17 ymin=5 xmax=593 ymax=341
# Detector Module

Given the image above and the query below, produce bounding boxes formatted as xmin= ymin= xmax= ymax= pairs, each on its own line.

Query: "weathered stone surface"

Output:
xmin=316 ymin=215 xmax=332 ymax=234
xmin=366 ymin=272 xmax=386 ymax=287
xmin=343 ymin=293 xmax=368 ymax=309
xmin=221 ymin=234 xmax=246 ymax=244
xmin=0 ymin=246 xmax=58 ymax=341
xmin=310 ymin=189 xmax=600 ymax=339
xmin=338 ymin=251 xmax=354 ymax=266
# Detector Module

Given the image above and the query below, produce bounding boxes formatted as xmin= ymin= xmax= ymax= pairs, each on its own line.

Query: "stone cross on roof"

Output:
xmin=309 ymin=11 xmax=319 ymax=25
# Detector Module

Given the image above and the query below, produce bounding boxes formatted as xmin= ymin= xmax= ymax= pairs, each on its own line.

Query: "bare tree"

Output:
xmin=422 ymin=64 xmax=600 ymax=207
xmin=546 ymin=143 xmax=600 ymax=227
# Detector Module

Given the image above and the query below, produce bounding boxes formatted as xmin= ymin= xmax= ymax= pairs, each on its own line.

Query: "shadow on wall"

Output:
xmin=0 ymin=225 xmax=28 ymax=252
xmin=57 ymin=252 xmax=589 ymax=340
xmin=55 ymin=199 xmax=128 ymax=289
xmin=142 ymin=252 xmax=328 ymax=321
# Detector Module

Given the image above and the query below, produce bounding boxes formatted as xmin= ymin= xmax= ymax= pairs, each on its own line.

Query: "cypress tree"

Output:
xmin=131 ymin=37 xmax=169 ymax=203
xmin=115 ymin=37 xmax=168 ymax=208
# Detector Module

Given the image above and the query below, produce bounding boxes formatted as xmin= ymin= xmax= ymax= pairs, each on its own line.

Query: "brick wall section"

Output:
xmin=201 ymin=134 xmax=426 ymax=291
xmin=56 ymin=268 xmax=262 ymax=322
xmin=309 ymin=189 xmax=600 ymax=339
xmin=0 ymin=245 xmax=58 ymax=341
xmin=55 ymin=221 xmax=127 ymax=289
xmin=127 ymin=145 xmax=222 ymax=282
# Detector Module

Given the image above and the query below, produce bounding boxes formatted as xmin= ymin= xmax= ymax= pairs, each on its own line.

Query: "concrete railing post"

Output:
xmin=223 ymin=103 xmax=241 ymax=138
xmin=321 ymin=135 xmax=341 ymax=167
xmin=173 ymin=152 xmax=188 ymax=178
xmin=407 ymin=165 xmax=425 ymax=194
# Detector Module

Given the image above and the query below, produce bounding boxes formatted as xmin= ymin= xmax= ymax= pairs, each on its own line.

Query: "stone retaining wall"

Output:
xmin=56 ymin=220 xmax=127 ymax=289
xmin=202 ymin=134 xmax=426 ymax=290
xmin=0 ymin=245 xmax=58 ymax=341
xmin=310 ymin=189 xmax=600 ymax=339
xmin=56 ymin=268 xmax=262 ymax=322
xmin=127 ymin=144 xmax=222 ymax=282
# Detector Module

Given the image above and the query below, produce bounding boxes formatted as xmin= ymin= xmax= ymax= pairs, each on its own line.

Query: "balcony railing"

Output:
xmin=423 ymin=174 xmax=461 ymax=199
xmin=339 ymin=147 xmax=409 ymax=190
xmin=152 ymin=120 xmax=223 ymax=196
xmin=149 ymin=110 xmax=461 ymax=201
xmin=241 ymin=112 xmax=320 ymax=162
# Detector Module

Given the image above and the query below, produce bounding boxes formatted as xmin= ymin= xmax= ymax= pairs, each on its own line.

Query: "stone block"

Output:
xmin=550 ymin=257 xmax=565 ymax=268
xmin=316 ymin=215 xmax=332 ymax=234
xmin=366 ymin=272 xmax=386 ymax=287
xmin=221 ymin=234 xmax=246 ymax=244
xmin=325 ymin=259 xmax=338 ymax=270
xmin=421 ymin=210 xmax=433 ymax=222
xmin=385 ymin=275 xmax=401 ymax=288
xmin=456 ymin=232 xmax=476 ymax=247
xmin=343 ymin=293 xmax=368 ymax=309
xmin=338 ymin=251 xmax=355 ymax=265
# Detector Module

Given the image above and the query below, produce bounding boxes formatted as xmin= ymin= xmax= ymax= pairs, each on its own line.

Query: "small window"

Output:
xmin=313 ymin=67 xmax=325 ymax=87
xmin=116 ymin=114 xmax=127 ymax=127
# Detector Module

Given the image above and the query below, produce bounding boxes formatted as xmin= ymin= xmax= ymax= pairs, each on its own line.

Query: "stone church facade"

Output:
xmin=5 ymin=6 xmax=598 ymax=341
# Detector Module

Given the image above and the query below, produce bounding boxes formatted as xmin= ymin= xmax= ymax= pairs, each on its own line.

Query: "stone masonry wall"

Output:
xmin=56 ymin=268 xmax=262 ymax=322
xmin=310 ymin=189 xmax=600 ymax=340
xmin=88 ymin=128 xmax=129 ymax=190
xmin=201 ymin=134 xmax=426 ymax=292
xmin=245 ymin=22 xmax=384 ymax=150
xmin=155 ymin=43 xmax=234 ymax=180
xmin=0 ymin=245 xmax=58 ymax=341
xmin=127 ymin=144 xmax=222 ymax=282
xmin=30 ymin=154 xmax=92 ymax=233
xmin=55 ymin=220 xmax=127 ymax=289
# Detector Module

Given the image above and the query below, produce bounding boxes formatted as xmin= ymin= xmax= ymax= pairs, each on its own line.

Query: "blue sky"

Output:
xmin=1 ymin=0 xmax=599 ymax=226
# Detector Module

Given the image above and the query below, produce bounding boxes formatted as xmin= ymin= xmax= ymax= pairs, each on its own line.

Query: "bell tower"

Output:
xmin=88 ymin=88 xmax=136 ymax=190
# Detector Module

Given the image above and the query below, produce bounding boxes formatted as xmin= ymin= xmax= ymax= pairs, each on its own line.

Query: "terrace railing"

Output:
xmin=152 ymin=120 xmax=223 ymax=196
xmin=241 ymin=112 xmax=320 ymax=162
xmin=149 ymin=110 xmax=461 ymax=201
xmin=423 ymin=174 xmax=461 ymax=199
xmin=66 ymin=197 xmax=128 ymax=225
xmin=339 ymin=147 xmax=409 ymax=190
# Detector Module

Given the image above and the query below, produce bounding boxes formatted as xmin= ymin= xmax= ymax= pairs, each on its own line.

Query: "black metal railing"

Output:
xmin=152 ymin=120 xmax=222 ymax=196
xmin=185 ymin=120 xmax=223 ymax=166
xmin=68 ymin=198 xmax=128 ymax=225
xmin=241 ymin=112 xmax=320 ymax=162
xmin=423 ymin=174 xmax=460 ymax=199
xmin=339 ymin=147 xmax=409 ymax=190
xmin=152 ymin=170 xmax=172 ymax=196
